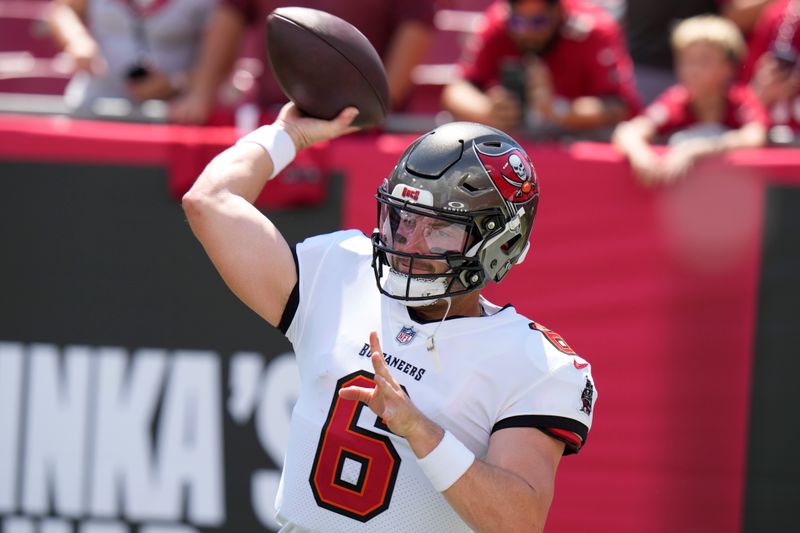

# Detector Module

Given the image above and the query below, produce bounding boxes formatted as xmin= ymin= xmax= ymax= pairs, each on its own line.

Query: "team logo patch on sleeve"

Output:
xmin=395 ymin=326 xmax=417 ymax=345
xmin=580 ymin=376 xmax=594 ymax=416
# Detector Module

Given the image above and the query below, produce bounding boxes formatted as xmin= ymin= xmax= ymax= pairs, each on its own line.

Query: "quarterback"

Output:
xmin=183 ymin=104 xmax=597 ymax=532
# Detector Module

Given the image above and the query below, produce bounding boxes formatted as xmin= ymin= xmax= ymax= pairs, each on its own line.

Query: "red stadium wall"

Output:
xmin=1 ymin=114 xmax=798 ymax=533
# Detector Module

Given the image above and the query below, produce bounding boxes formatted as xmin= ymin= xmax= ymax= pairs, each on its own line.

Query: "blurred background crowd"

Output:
xmin=1 ymin=0 xmax=799 ymax=181
xmin=2 ymin=4 xmax=799 ymax=533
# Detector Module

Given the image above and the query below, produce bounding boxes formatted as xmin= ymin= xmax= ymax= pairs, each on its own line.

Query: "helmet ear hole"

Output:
xmin=501 ymin=234 xmax=522 ymax=254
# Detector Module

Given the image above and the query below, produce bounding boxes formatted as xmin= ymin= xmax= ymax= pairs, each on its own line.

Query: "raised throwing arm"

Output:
xmin=182 ymin=104 xmax=359 ymax=325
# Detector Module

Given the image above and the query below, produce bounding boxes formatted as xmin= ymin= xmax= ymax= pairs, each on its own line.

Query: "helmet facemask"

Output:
xmin=371 ymin=192 xmax=504 ymax=306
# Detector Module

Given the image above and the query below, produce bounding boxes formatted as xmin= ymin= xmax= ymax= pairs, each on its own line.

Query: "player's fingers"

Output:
xmin=369 ymin=331 xmax=382 ymax=354
xmin=334 ymin=106 xmax=360 ymax=128
xmin=277 ymin=101 xmax=301 ymax=121
xmin=370 ymin=351 xmax=395 ymax=385
xmin=369 ymin=331 xmax=389 ymax=372
xmin=338 ymin=385 xmax=375 ymax=403
xmin=374 ymin=374 xmax=399 ymax=397
xmin=369 ymin=333 xmax=403 ymax=388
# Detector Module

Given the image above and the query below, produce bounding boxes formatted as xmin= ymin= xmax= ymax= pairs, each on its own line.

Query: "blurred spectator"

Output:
xmin=743 ymin=0 xmax=800 ymax=139
xmin=613 ymin=15 xmax=768 ymax=185
xmin=626 ymin=0 xmax=773 ymax=105
xmin=441 ymin=0 xmax=639 ymax=138
xmin=169 ymin=0 xmax=434 ymax=125
xmin=46 ymin=0 xmax=214 ymax=120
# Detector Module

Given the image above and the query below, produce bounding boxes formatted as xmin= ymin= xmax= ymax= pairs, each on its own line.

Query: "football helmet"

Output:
xmin=371 ymin=122 xmax=539 ymax=306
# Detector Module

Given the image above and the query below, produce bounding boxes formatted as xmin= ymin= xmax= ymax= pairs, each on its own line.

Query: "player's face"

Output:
xmin=379 ymin=204 xmax=470 ymax=275
xmin=508 ymin=0 xmax=561 ymax=53
xmin=677 ymin=42 xmax=735 ymax=98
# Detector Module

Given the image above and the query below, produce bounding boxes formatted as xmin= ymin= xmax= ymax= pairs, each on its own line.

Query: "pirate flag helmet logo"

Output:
xmin=474 ymin=145 xmax=538 ymax=204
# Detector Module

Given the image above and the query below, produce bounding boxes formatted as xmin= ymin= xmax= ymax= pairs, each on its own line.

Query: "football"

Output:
xmin=266 ymin=7 xmax=389 ymax=129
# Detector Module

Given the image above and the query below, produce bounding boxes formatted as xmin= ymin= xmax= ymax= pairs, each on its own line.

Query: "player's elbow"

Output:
xmin=182 ymin=181 xmax=214 ymax=223
xmin=182 ymin=160 xmax=227 ymax=218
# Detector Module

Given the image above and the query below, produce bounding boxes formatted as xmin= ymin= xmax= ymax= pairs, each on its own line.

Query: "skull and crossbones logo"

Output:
xmin=501 ymin=152 xmax=533 ymax=197
xmin=508 ymin=154 xmax=527 ymax=180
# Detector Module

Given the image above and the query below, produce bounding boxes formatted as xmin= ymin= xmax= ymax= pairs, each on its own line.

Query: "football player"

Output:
xmin=183 ymin=104 xmax=597 ymax=532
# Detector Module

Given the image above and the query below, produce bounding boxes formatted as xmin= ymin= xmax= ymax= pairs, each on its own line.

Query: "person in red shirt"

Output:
xmin=743 ymin=0 xmax=800 ymax=135
xmin=613 ymin=15 xmax=768 ymax=185
xmin=169 ymin=0 xmax=434 ymax=125
xmin=441 ymin=0 xmax=639 ymax=136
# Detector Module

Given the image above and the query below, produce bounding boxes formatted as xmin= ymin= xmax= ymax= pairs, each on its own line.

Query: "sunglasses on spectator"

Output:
xmin=507 ymin=13 xmax=553 ymax=33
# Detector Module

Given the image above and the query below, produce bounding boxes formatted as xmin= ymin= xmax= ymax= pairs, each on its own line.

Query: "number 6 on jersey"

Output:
xmin=309 ymin=370 xmax=401 ymax=521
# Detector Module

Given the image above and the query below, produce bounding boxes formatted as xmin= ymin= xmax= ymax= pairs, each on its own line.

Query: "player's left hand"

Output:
xmin=339 ymin=331 xmax=425 ymax=438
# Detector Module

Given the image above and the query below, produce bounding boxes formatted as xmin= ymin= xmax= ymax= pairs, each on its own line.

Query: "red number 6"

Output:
xmin=309 ymin=370 xmax=401 ymax=522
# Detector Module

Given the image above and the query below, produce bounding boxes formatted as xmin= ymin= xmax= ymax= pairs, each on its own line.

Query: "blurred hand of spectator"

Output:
xmin=63 ymin=34 xmax=104 ymax=75
xmin=614 ymin=122 xmax=722 ymax=185
xmin=488 ymin=85 xmax=525 ymax=130
xmin=49 ymin=0 xmax=105 ymax=75
xmin=612 ymin=116 xmax=666 ymax=185
xmin=751 ymin=52 xmax=800 ymax=107
xmin=169 ymin=86 xmax=215 ymax=124
xmin=126 ymin=68 xmax=182 ymax=102
xmin=660 ymin=141 xmax=706 ymax=181
xmin=525 ymin=57 xmax=556 ymax=119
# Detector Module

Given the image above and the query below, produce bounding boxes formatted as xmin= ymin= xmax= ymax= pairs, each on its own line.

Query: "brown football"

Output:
xmin=266 ymin=7 xmax=389 ymax=129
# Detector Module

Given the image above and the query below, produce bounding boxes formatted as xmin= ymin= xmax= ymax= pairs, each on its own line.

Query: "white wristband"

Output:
xmin=236 ymin=124 xmax=297 ymax=180
xmin=416 ymin=430 xmax=475 ymax=492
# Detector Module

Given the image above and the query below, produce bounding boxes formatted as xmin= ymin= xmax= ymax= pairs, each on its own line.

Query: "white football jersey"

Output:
xmin=276 ymin=230 xmax=597 ymax=532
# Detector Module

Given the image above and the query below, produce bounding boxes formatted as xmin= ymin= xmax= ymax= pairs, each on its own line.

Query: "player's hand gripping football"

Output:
xmin=339 ymin=331 xmax=426 ymax=438
xmin=277 ymin=102 xmax=361 ymax=152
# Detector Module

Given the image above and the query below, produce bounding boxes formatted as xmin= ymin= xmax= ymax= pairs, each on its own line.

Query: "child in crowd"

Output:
xmin=613 ymin=15 xmax=768 ymax=185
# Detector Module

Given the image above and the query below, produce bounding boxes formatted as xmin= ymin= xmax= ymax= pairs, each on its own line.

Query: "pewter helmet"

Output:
xmin=371 ymin=122 xmax=539 ymax=304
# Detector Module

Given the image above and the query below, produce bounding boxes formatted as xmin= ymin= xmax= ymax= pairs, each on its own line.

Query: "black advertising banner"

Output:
xmin=0 ymin=161 xmax=342 ymax=533
xmin=745 ymin=185 xmax=800 ymax=533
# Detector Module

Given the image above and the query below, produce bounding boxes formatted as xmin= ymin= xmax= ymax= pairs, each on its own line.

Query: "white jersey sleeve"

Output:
xmin=279 ymin=229 xmax=372 ymax=356
xmin=493 ymin=321 xmax=597 ymax=454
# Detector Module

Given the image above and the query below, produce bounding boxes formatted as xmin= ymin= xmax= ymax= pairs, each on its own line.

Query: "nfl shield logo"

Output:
xmin=396 ymin=326 xmax=416 ymax=345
